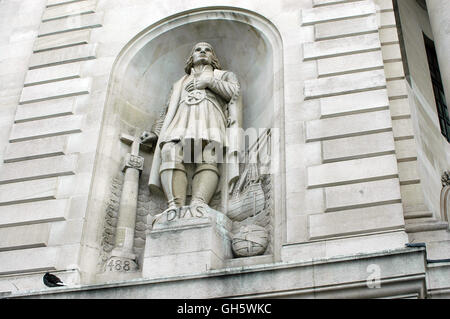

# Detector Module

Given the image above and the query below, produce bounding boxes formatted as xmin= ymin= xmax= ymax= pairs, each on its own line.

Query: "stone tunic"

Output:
xmin=159 ymin=67 xmax=240 ymax=148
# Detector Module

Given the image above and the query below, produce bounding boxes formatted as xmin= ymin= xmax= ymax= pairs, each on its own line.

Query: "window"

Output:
xmin=423 ymin=34 xmax=450 ymax=143
xmin=416 ymin=0 xmax=427 ymax=11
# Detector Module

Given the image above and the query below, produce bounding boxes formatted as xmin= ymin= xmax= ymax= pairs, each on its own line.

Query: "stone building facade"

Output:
xmin=0 ymin=0 xmax=449 ymax=298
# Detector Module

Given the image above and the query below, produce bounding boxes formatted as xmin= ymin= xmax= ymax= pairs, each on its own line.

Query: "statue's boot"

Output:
xmin=151 ymin=165 xmax=186 ymax=228
xmin=191 ymin=164 xmax=220 ymax=208
xmin=160 ymin=163 xmax=187 ymax=211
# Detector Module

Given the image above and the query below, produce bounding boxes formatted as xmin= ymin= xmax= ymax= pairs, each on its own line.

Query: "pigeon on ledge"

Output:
xmin=43 ymin=272 xmax=65 ymax=287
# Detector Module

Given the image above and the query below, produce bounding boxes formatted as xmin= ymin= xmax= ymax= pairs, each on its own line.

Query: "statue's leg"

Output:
xmin=191 ymin=142 xmax=220 ymax=207
xmin=160 ymin=142 xmax=187 ymax=208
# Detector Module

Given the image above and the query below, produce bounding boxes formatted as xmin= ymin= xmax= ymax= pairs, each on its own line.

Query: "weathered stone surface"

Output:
xmin=382 ymin=44 xmax=402 ymax=63
xmin=322 ymin=131 xmax=395 ymax=163
xmin=143 ymin=209 xmax=232 ymax=278
xmin=28 ymin=44 xmax=96 ymax=69
xmin=389 ymin=98 xmax=410 ymax=119
xmin=0 ymin=247 xmax=57 ymax=275
xmin=0 ymin=154 xmax=77 ymax=184
xmin=15 ymin=98 xmax=75 ymax=123
xmin=305 ymin=69 xmax=386 ymax=99
xmin=143 ymin=251 xmax=224 ymax=279
xmin=385 ymin=61 xmax=405 ymax=80
xmin=20 ymin=78 xmax=90 ymax=104
xmin=315 ymin=15 xmax=378 ymax=41
xmin=47 ymin=219 xmax=84 ymax=246
xmin=0 ymin=199 xmax=69 ymax=227
xmin=392 ymin=119 xmax=414 ymax=140
xmin=34 ymin=29 xmax=90 ymax=52
xmin=307 ymin=154 xmax=398 ymax=188
xmin=325 ymin=178 xmax=402 ymax=212
xmin=379 ymin=27 xmax=399 ymax=44
xmin=39 ymin=12 xmax=102 ymax=36
xmin=387 ymin=79 xmax=408 ymax=98
xmin=378 ymin=11 xmax=396 ymax=28
xmin=400 ymin=184 xmax=426 ymax=212
xmin=317 ymin=50 xmax=383 ymax=77
xmin=375 ymin=0 xmax=394 ymax=11
xmin=42 ymin=0 xmax=96 ymax=22
xmin=320 ymin=89 xmax=389 ymax=118
xmin=0 ymin=178 xmax=58 ymax=206
xmin=4 ymin=136 xmax=67 ymax=163
xmin=47 ymin=0 xmax=88 ymax=7
xmin=397 ymin=161 xmax=420 ymax=185
xmin=394 ymin=139 xmax=417 ymax=162
xmin=303 ymin=33 xmax=381 ymax=60
xmin=308 ymin=203 xmax=404 ymax=239
xmin=24 ymin=63 xmax=81 ymax=87
xmin=9 ymin=115 xmax=82 ymax=142
xmin=302 ymin=1 xmax=375 ymax=25
xmin=282 ymin=231 xmax=410 ymax=269
xmin=312 ymin=0 xmax=347 ymax=7
xmin=306 ymin=110 xmax=392 ymax=142
xmin=0 ymin=224 xmax=51 ymax=251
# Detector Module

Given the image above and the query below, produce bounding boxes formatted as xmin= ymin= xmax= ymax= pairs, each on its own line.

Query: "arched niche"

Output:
xmin=111 ymin=10 xmax=283 ymax=132
xmin=120 ymin=21 xmax=274 ymax=131
xmin=93 ymin=7 xmax=285 ymax=268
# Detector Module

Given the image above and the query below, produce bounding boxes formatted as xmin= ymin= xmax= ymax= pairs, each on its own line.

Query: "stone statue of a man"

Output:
xmin=141 ymin=42 xmax=242 ymax=212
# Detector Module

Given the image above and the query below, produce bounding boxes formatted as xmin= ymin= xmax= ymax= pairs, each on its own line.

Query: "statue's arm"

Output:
xmin=208 ymin=71 xmax=240 ymax=102
xmin=151 ymin=105 xmax=167 ymax=137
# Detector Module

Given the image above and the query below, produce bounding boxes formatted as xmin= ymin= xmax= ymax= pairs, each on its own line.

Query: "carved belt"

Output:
xmin=184 ymin=89 xmax=207 ymax=105
xmin=180 ymin=90 xmax=228 ymax=125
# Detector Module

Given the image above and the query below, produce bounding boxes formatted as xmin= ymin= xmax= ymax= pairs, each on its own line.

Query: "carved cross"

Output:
xmin=119 ymin=132 xmax=152 ymax=172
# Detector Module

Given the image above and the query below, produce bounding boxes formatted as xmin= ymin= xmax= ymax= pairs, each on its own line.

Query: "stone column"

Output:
xmin=106 ymin=134 xmax=144 ymax=273
xmin=425 ymin=0 xmax=450 ymax=104
xmin=112 ymin=153 xmax=143 ymax=256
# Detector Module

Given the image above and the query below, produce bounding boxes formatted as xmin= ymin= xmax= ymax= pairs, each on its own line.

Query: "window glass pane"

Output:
xmin=424 ymin=33 xmax=449 ymax=142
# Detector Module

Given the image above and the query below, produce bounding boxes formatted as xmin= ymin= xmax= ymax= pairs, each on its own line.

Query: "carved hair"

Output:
xmin=184 ymin=42 xmax=222 ymax=74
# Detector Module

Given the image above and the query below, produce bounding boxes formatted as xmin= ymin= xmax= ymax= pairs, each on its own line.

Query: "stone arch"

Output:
xmin=109 ymin=7 xmax=284 ymax=130
xmin=90 ymin=7 xmax=286 ymax=271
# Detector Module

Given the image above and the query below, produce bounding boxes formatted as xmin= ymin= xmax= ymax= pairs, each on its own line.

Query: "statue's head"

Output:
xmin=184 ymin=42 xmax=222 ymax=74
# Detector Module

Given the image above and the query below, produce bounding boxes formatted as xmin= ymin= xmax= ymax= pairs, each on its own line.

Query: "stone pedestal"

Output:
xmin=142 ymin=205 xmax=232 ymax=279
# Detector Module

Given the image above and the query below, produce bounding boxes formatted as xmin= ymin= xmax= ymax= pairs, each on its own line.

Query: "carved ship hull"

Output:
xmin=227 ymin=182 xmax=265 ymax=222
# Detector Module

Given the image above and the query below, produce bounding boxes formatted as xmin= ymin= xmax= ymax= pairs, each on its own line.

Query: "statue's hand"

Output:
xmin=194 ymin=77 xmax=212 ymax=90
xmin=186 ymin=75 xmax=213 ymax=91
xmin=140 ymin=131 xmax=158 ymax=144
xmin=226 ymin=118 xmax=236 ymax=127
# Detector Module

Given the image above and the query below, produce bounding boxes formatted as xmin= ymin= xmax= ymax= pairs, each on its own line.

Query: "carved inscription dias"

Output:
xmin=162 ymin=206 xmax=207 ymax=221
xmin=151 ymin=205 xmax=208 ymax=227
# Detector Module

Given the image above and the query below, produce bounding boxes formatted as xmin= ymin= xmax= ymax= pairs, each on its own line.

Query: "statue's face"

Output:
xmin=191 ymin=43 xmax=214 ymax=66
